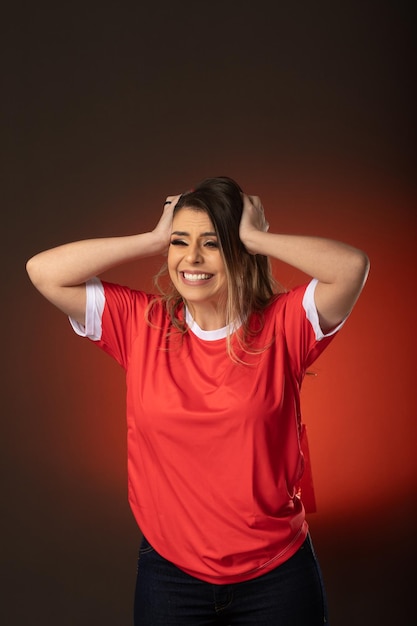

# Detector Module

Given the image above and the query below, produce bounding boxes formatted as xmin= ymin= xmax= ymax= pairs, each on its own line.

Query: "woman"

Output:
xmin=26 ymin=177 xmax=369 ymax=625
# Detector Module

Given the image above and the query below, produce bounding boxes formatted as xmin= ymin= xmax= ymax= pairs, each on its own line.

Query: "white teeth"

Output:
xmin=183 ymin=272 xmax=212 ymax=281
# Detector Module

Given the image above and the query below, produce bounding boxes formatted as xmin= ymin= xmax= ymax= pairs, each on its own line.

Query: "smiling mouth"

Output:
xmin=181 ymin=272 xmax=214 ymax=282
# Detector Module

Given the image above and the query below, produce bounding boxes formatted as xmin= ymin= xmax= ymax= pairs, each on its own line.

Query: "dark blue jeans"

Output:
xmin=134 ymin=534 xmax=329 ymax=625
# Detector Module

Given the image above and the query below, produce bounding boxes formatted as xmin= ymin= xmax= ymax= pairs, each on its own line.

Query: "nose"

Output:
xmin=186 ymin=243 xmax=203 ymax=264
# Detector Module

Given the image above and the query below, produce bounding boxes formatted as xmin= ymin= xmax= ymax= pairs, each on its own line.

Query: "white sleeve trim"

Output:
xmin=69 ymin=277 xmax=105 ymax=341
xmin=302 ymin=278 xmax=347 ymax=341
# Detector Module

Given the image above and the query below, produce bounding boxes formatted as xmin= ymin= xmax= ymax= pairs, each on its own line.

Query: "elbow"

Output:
xmin=26 ymin=255 xmax=38 ymax=285
xmin=348 ymin=249 xmax=370 ymax=296
xmin=26 ymin=255 xmax=47 ymax=291
xmin=356 ymin=249 xmax=371 ymax=286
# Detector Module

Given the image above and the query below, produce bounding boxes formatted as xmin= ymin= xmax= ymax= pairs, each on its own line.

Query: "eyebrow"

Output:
xmin=171 ymin=231 xmax=217 ymax=237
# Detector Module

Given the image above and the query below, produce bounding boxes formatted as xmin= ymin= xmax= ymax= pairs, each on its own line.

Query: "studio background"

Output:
xmin=2 ymin=2 xmax=415 ymax=625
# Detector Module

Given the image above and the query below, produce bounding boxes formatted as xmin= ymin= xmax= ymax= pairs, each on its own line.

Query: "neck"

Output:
xmin=185 ymin=303 xmax=227 ymax=331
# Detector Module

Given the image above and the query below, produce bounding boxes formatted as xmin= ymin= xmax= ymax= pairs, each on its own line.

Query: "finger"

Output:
xmin=248 ymin=195 xmax=262 ymax=209
xmin=164 ymin=194 xmax=182 ymax=208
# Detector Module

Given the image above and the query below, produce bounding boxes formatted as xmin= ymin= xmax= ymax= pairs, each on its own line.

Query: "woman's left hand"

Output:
xmin=239 ymin=194 xmax=269 ymax=254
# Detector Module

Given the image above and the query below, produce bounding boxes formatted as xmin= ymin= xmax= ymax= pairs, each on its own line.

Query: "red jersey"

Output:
xmin=72 ymin=278 xmax=340 ymax=584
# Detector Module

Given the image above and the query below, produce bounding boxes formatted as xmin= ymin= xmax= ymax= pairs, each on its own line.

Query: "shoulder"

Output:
xmin=98 ymin=281 xmax=173 ymax=333
xmin=264 ymin=282 xmax=310 ymax=316
xmin=101 ymin=281 xmax=161 ymax=310
xmin=244 ymin=284 xmax=309 ymax=342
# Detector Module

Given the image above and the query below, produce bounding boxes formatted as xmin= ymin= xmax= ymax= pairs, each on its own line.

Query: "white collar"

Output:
xmin=185 ymin=307 xmax=241 ymax=341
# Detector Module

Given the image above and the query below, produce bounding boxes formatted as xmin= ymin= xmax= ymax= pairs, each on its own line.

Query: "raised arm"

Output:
xmin=239 ymin=194 xmax=370 ymax=333
xmin=26 ymin=196 xmax=180 ymax=325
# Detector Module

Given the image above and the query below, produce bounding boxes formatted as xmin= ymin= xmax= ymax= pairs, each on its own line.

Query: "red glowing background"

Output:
xmin=20 ymin=172 xmax=417 ymax=522
xmin=9 ymin=168 xmax=415 ymax=626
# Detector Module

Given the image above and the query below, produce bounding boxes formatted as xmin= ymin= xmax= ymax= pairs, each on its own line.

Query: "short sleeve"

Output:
xmin=69 ymin=277 xmax=105 ymax=341
xmin=282 ymin=279 xmax=347 ymax=377
xmin=70 ymin=280 xmax=160 ymax=370
xmin=93 ymin=281 xmax=154 ymax=370
xmin=302 ymin=278 xmax=347 ymax=341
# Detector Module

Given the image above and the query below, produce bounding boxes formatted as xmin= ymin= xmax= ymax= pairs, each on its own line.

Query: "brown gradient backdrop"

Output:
xmin=2 ymin=2 xmax=416 ymax=625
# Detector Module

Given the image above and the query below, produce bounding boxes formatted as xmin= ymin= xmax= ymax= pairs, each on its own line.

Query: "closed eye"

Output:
xmin=170 ymin=238 xmax=219 ymax=248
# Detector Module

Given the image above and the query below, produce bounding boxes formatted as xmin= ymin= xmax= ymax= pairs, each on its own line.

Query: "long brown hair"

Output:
xmin=151 ymin=176 xmax=282 ymax=359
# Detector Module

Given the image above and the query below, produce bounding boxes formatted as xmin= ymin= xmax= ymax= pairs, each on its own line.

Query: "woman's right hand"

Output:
xmin=151 ymin=194 xmax=182 ymax=254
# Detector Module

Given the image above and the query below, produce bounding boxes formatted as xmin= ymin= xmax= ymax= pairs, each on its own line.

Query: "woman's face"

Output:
xmin=168 ymin=207 xmax=227 ymax=314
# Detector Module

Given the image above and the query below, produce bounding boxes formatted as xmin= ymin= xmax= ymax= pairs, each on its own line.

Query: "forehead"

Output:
xmin=172 ymin=207 xmax=215 ymax=232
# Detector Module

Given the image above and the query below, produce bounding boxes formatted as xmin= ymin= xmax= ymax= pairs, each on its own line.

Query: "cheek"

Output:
xmin=167 ymin=249 xmax=176 ymax=270
xmin=167 ymin=252 xmax=181 ymax=282
xmin=167 ymin=263 xmax=176 ymax=281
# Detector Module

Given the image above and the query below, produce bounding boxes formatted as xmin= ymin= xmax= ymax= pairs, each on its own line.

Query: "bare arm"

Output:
xmin=239 ymin=195 xmax=370 ymax=333
xmin=26 ymin=196 xmax=180 ymax=325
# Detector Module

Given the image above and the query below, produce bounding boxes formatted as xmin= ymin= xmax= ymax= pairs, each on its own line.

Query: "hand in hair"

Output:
xmin=152 ymin=194 xmax=182 ymax=255
xmin=239 ymin=194 xmax=269 ymax=254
